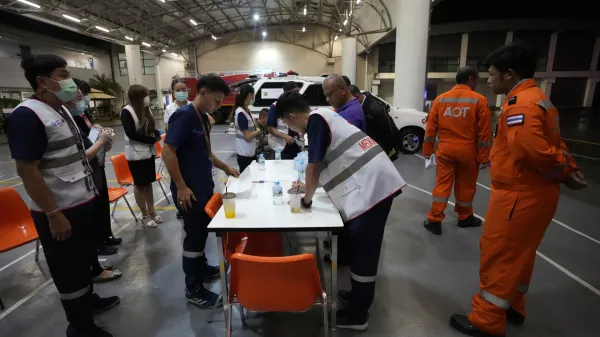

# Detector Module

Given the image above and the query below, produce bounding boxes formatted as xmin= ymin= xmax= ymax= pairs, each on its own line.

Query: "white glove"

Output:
xmin=425 ymin=154 xmax=436 ymax=170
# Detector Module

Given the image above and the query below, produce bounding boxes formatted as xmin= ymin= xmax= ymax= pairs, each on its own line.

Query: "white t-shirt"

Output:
xmin=164 ymin=100 xmax=191 ymax=125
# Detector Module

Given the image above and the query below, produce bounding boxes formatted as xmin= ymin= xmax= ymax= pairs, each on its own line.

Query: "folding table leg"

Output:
xmin=122 ymin=197 xmax=138 ymax=222
xmin=111 ymin=198 xmax=118 ymax=216
xmin=216 ymin=234 xmax=230 ymax=332
xmin=239 ymin=305 xmax=247 ymax=327
xmin=322 ymin=292 xmax=329 ymax=337
xmin=35 ymin=240 xmax=40 ymax=262
xmin=157 ymin=180 xmax=170 ymax=204
xmin=330 ymin=234 xmax=338 ymax=331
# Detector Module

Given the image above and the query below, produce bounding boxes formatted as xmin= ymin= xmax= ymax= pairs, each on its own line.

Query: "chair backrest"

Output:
xmin=204 ymin=192 xmax=222 ymax=219
xmin=229 ymin=253 xmax=323 ymax=312
xmin=155 ymin=141 xmax=163 ymax=157
xmin=110 ymin=153 xmax=133 ymax=185
xmin=0 ymin=187 xmax=35 ymax=233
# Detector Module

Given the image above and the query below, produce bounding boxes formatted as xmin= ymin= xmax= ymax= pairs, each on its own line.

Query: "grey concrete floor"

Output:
xmin=1 ymin=124 xmax=600 ymax=337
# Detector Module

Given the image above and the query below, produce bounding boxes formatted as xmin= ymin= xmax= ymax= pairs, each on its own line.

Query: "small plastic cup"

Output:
xmin=288 ymin=189 xmax=302 ymax=214
xmin=223 ymin=192 xmax=236 ymax=219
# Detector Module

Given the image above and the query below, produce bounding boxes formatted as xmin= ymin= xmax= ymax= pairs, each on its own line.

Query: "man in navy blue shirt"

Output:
xmin=322 ymin=74 xmax=366 ymax=132
xmin=162 ymin=75 xmax=239 ymax=308
xmin=267 ymin=81 xmax=302 ymax=159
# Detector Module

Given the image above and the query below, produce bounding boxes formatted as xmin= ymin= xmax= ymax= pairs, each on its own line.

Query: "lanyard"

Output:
xmin=192 ymin=103 xmax=213 ymax=160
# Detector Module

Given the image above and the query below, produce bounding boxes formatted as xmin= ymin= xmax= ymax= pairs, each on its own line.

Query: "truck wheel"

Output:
xmin=398 ymin=127 xmax=424 ymax=154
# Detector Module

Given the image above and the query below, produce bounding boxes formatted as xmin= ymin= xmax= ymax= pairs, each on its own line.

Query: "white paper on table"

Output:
xmin=425 ymin=154 xmax=436 ymax=170
xmin=226 ymin=167 xmax=252 ymax=193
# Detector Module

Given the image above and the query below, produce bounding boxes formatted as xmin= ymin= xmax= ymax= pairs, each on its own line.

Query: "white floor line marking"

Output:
xmin=0 ymin=160 xmax=15 ymax=165
xmin=0 ymin=192 xmax=171 ymax=320
xmin=0 ymin=249 xmax=36 ymax=273
xmin=412 ymin=154 xmax=600 ymax=245
xmin=406 ymin=183 xmax=600 ymax=297
xmin=0 ymin=175 xmax=18 ymax=183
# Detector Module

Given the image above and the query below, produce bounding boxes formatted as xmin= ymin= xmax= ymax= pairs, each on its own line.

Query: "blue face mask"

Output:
xmin=70 ymin=100 xmax=86 ymax=116
xmin=83 ymin=95 xmax=91 ymax=107
xmin=174 ymin=91 xmax=188 ymax=102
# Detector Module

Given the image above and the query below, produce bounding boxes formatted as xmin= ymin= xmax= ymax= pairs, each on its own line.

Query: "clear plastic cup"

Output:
xmin=288 ymin=189 xmax=302 ymax=214
xmin=223 ymin=192 xmax=236 ymax=218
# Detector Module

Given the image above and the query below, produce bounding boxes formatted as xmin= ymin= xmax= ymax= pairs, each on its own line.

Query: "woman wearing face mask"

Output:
xmin=164 ymin=78 xmax=191 ymax=131
xmin=233 ymin=84 xmax=259 ymax=173
xmin=66 ymin=85 xmax=123 ymax=284
xmin=120 ymin=84 xmax=162 ymax=228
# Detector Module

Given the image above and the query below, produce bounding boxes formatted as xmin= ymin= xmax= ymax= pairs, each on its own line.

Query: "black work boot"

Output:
xmin=450 ymin=314 xmax=505 ymax=337
xmin=506 ymin=307 xmax=525 ymax=325
xmin=457 ymin=214 xmax=482 ymax=228
xmin=424 ymin=221 xmax=442 ymax=235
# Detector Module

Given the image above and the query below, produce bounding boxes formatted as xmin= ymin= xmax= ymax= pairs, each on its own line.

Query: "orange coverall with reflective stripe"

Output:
xmin=468 ymin=79 xmax=579 ymax=335
xmin=423 ymin=85 xmax=491 ymax=222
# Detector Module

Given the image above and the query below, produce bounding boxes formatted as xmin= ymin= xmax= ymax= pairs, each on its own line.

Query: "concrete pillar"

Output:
xmin=546 ymin=32 xmax=559 ymax=72
xmin=393 ymin=0 xmax=430 ymax=109
xmin=495 ymin=31 xmax=515 ymax=106
xmin=125 ymin=44 xmax=143 ymax=86
xmin=459 ymin=33 xmax=469 ymax=68
xmin=341 ymin=37 xmax=357 ymax=84
xmin=583 ymin=78 xmax=598 ymax=107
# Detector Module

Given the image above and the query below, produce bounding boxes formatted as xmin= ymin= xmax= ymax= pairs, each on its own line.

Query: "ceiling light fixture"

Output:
xmin=253 ymin=13 xmax=259 ymax=21
xmin=62 ymin=14 xmax=81 ymax=23
xmin=303 ymin=6 xmax=307 ymax=15
xmin=81 ymin=53 xmax=84 ymax=55
xmin=17 ymin=0 xmax=40 ymax=9
xmin=171 ymin=53 xmax=179 ymax=57
xmin=125 ymin=36 xmax=133 ymax=41
xmin=162 ymin=49 xmax=166 ymax=52
xmin=334 ymin=35 xmax=338 ymax=40
xmin=357 ymin=0 xmax=361 ymax=3
xmin=339 ymin=28 xmax=342 ymax=32
xmin=343 ymin=19 xmax=348 ymax=25
xmin=95 ymin=26 xmax=109 ymax=33
xmin=350 ymin=11 xmax=352 ymax=15
xmin=142 ymin=42 xmax=151 ymax=47
xmin=189 ymin=19 xmax=197 ymax=26
xmin=262 ymin=31 xmax=267 ymax=37
xmin=211 ymin=35 xmax=217 ymax=40
xmin=302 ymin=27 xmax=306 ymax=33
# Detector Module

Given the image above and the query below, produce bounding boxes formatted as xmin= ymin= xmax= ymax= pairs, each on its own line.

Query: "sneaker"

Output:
xmin=97 ymin=245 xmax=118 ymax=256
xmin=104 ymin=236 xmax=122 ymax=246
xmin=335 ymin=309 xmax=369 ymax=331
xmin=91 ymin=293 xmax=121 ymax=314
xmin=185 ymin=285 xmax=222 ymax=308
xmin=203 ymin=264 xmax=220 ymax=280
xmin=506 ymin=307 xmax=525 ymax=325
xmin=424 ymin=221 xmax=442 ymax=235
xmin=449 ymin=314 xmax=505 ymax=337
xmin=457 ymin=214 xmax=483 ymax=228
xmin=67 ymin=324 xmax=113 ymax=337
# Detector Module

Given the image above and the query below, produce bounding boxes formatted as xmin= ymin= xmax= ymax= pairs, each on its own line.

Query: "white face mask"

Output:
xmin=143 ymin=96 xmax=150 ymax=107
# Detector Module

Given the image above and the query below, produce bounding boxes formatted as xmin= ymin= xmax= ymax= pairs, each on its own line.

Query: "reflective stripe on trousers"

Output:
xmin=424 ymin=136 xmax=436 ymax=143
xmin=439 ymin=97 xmax=479 ymax=104
xmin=351 ymin=272 xmax=377 ymax=283
xmin=183 ymin=251 xmax=205 ymax=258
xmin=59 ymin=285 xmax=91 ymax=300
xmin=480 ymin=290 xmax=510 ymax=309
xmin=432 ymin=195 xmax=449 ymax=203
xmin=456 ymin=200 xmax=472 ymax=207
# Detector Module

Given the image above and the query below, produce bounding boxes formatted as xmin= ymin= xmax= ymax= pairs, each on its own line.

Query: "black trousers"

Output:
xmin=237 ymin=154 xmax=255 ymax=173
xmin=172 ymin=186 xmax=212 ymax=289
xmin=31 ymin=201 xmax=96 ymax=332
xmin=347 ymin=197 xmax=394 ymax=321
xmin=90 ymin=167 xmax=113 ymax=277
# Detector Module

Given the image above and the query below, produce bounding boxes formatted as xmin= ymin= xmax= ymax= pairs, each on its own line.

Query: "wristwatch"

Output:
xmin=301 ymin=197 xmax=312 ymax=209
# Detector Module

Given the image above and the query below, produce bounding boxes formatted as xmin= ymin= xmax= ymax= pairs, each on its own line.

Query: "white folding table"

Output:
xmin=207 ymin=160 xmax=344 ymax=334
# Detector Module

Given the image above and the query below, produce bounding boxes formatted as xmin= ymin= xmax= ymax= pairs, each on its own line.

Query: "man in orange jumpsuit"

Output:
xmin=450 ymin=44 xmax=587 ymax=337
xmin=423 ymin=66 xmax=492 ymax=235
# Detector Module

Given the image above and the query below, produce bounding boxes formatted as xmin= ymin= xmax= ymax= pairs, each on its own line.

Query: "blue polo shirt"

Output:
xmin=338 ymin=99 xmax=366 ymax=133
xmin=165 ymin=104 xmax=214 ymax=203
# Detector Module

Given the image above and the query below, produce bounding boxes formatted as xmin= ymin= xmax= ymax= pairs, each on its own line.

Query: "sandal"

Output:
xmin=102 ymin=264 xmax=114 ymax=271
xmin=93 ymin=269 xmax=122 ymax=283
xmin=150 ymin=213 xmax=163 ymax=224
xmin=141 ymin=216 xmax=158 ymax=228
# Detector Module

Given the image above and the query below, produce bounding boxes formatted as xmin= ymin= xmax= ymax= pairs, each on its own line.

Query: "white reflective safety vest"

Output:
xmin=14 ymin=99 xmax=95 ymax=211
xmin=267 ymin=102 xmax=289 ymax=151
xmin=122 ymin=105 xmax=156 ymax=161
xmin=312 ymin=108 xmax=406 ymax=222
xmin=234 ymin=107 xmax=257 ymax=157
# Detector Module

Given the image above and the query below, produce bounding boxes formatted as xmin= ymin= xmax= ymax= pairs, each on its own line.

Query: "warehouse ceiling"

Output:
xmin=0 ymin=0 xmax=392 ymax=54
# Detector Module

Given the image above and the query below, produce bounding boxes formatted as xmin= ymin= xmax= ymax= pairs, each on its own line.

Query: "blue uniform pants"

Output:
xmin=347 ymin=197 xmax=394 ymax=321
xmin=172 ymin=186 xmax=212 ymax=289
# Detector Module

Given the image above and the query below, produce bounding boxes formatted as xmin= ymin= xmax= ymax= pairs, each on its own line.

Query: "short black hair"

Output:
xmin=259 ymin=108 xmax=269 ymax=118
xmin=348 ymin=85 xmax=361 ymax=96
xmin=196 ymin=74 xmax=231 ymax=96
xmin=484 ymin=43 xmax=537 ymax=79
xmin=342 ymin=75 xmax=351 ymax=86
xmin=456 ymin=66 xmax=479 ymax=84
xmin=73 ymin=78 xmax=91 ymax=95
xmin=283 ymin=81 xmax=299 ymax=92
xmin=21 ymin=55 xmax=68 ymax=90
xmin=275 ymin=91 xmax=310 ymax=119
xmin=171 ymin=77 xmax=187 ymax=90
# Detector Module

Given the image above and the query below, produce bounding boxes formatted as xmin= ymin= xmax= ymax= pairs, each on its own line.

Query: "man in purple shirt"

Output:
xmin=322 ymin=74 xmax=366 ymax=132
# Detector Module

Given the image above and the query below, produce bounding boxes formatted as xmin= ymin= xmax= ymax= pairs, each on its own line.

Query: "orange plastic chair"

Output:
xmin=155 ymin=141 xmax=165 ymax=174
xmin=110 ymin=153 xmax=171 ymax=205
xmin=228 ymin=253 xmax=328 ymax=336
xmin=108 ymin=187 xmax=137 ymax=222
xmin=0 ymin=187 xmax=41 ymax=310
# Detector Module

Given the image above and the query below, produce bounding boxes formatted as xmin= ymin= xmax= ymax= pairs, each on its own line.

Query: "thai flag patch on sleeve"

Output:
xmin=507 ymin=114 xmax=524 ymax=127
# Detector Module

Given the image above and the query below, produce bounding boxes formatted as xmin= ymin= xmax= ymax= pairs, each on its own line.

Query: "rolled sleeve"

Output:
xmin=307 ymin=114 xmax=331 ymax=163
xmin=6 ymin=107 xmax=47 ymax=160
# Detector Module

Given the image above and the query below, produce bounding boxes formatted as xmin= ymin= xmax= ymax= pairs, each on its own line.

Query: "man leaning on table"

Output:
xmin=162 ymin=74 xmax=240 ymax=308
xmin=276 ymin=91 xmax=406 ymax=330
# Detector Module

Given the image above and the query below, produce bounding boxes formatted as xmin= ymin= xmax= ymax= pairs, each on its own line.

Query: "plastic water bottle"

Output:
xmin=272 ymin=181 xmax=283 ymax=205
xmin=275 ymin=148 xmax=282 ymax=162
xmin=258 ymin=153 xmax=266 ymax=171
xmin=298 ymin=159 xmax=306 ymax=182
